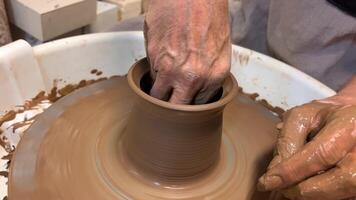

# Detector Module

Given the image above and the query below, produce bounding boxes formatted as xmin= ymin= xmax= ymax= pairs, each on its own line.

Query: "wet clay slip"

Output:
xmin=9 ymin=58 xmax=284 ymax=199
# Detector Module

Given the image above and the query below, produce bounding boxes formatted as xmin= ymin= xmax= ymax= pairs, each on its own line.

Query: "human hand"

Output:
xmin=258 ymin=93 xmax=356 ymax=200
xmin=144 ymin=0 xmax=231 ymax=104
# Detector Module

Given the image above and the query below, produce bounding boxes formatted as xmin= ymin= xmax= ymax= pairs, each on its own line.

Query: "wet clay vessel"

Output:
xmin=9 ymin=58 xmax=285 ymax=199
xmin=125 ymin=58 xmax=237 ymax=180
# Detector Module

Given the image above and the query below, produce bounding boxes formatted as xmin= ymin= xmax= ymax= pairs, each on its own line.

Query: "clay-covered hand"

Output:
xmin=144 ymin=0 xmax=231 ymax=104
xmin=258 ymin=92 xmax=356 ymax=200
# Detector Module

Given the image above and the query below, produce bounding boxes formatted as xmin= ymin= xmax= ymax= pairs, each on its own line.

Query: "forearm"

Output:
xmin=338 ymin=76 xmax=356 ymax=97
xmin=325 ymin=75 xmax=356 ymax=105
xmin=146 ymin=0 xmax=230 ymax=49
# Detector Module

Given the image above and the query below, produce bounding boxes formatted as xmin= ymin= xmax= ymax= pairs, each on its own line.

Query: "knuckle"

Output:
xmin=156 ymin=69 xmax=170 ymax=78
xmin=181 ymin=69 xmax=203 ymax=85
xmin=174 ymin=85 xmax=189 ymax=95
xmin=209 ymin=66 xmax=229 ymax=82
xmin=171 ymin=87 xmax=192 ymax=104
xmin=316 ymin=143 xmax=340 ymax=167
xmin=278 ymin=164 xmax=299 ymax=184
xmin=154 ymin=61 xmax=173 ymax=75
xmin=285 ymin=106 xmax=314 ymax=124
xmin=290 ymin=106 xmax=307 ymax=116
xmin=276 ymin=138 xmax=299 ymax=158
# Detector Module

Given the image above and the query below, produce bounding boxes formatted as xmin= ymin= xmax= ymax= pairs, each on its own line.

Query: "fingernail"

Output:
xmin=258 ymin=175 xmax=283 ymax=191
xmin=257 ymin=175 xmax=267 ymax=191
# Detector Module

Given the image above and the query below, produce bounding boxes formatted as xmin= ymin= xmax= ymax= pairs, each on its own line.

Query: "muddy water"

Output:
xmin=9 ymin=77 xmax=284 ymax=200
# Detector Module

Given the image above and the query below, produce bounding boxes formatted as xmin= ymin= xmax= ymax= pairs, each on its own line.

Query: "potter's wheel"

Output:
xmin=9 ymin=75 xmax=281 ymax=199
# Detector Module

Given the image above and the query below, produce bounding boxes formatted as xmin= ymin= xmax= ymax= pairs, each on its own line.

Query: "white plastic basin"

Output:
xmin=0 ymin=32 xmax=335 ymax=114
xmin=0 ymin=31 xmax=335 ymax=198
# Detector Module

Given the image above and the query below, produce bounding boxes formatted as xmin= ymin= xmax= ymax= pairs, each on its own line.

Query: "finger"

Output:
xmin=268 ymin=104 xmax=326 ymax=170
xmin=169 ymin=70 xmax=204 ymax=104
xmin=259 ymin=119 xmax=356 ymax=191
xmin=283 ymin=149 xmax=356 ymax=200
xmin=150 ymin=72 xmax=173 ymax=101
xmin=259 ymin=104 xmax=324 ymax=192
xmin=194 ymin=84 xmax=221 ymax=105
xmin=169 ymin=84 xmax=200 ymax=105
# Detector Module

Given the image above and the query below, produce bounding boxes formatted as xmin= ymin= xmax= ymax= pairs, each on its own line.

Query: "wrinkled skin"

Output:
xmin=258 ymin=77 xmax=356 ymax=200
xmin=144 ymin=0 xmax=231 ymax=104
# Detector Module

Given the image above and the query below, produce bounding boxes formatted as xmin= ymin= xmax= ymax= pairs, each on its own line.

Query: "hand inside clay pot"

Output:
xmin=144 ymin=0 xmax=231 ymax=104
xmin=259 ymin=76 xmax=356 ymax=200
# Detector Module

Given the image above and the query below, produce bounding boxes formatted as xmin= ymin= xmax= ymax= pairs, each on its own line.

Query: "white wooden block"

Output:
xmin=86 ymin=1 xmax=119 ymax=33
xmin=104 ymin=0 xmax=142 ymax=20
xmin=5 ymin=0 xmax=97 ymax=41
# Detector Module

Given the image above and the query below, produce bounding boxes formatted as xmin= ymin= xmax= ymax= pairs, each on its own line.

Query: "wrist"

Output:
xmin=322 ymin=93 xmax=356 ymax=106
xmin=321 ymin=76 xmax=356 ymax=106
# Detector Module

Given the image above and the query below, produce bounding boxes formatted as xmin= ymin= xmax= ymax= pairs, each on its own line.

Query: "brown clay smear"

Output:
xmin=90 ymin=69 xmax=98 ymax=74
xmin=0 ymin=111 xmax=16 ymax=127
xmin=0 ymin=78 xmax=106 ymax=126
xmin=237 ymin=87 xmax=285 ymax=118
xmin=0 ymin=76 xmax=115 ymax=126
xmin=9 ymin=77 xmax=287 ymax=200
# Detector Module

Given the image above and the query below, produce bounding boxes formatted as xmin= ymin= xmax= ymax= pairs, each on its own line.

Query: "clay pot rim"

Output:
xmin=128 ymin=58 xmax=238 ymax=112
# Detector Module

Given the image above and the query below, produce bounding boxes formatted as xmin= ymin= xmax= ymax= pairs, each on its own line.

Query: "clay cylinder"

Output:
xmin=125 ymin=58 xmax=238 ymax=181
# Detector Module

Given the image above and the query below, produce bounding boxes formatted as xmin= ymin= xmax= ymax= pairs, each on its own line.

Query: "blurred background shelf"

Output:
xmin=1 ymin=0 xmax=146 ymax=46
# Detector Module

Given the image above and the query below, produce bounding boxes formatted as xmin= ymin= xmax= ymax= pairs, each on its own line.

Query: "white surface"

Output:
xmin=33 ymin=32 xmax=146 ymax=92
xmin=86 ymin=1 xmax=119 ymax=33
xmin=0 ymin=40 xmax=45 ymax=114
xmin=0 ymin=31 xmax=335 ymax=113
xmin=0 ymin=31 xmax=336 ymax=197
xmin=230 ymin=48 xmax=336 ymax=109
xmin=6 ymin=0 xmax=96 ymax=41
xmin=104 ymin=0 xmax=142 ymax=20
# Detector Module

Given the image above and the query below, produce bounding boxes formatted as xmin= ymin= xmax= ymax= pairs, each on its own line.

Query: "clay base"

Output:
xmin=9 ymin=77 xmax=286 ymax=200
